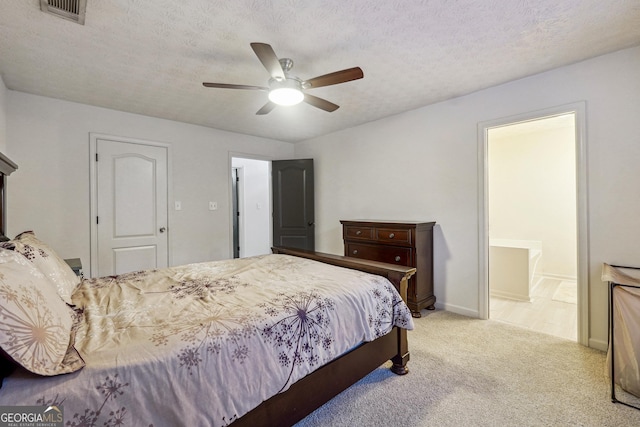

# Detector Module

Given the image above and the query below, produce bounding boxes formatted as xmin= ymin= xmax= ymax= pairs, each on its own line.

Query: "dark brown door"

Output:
xmin=272 ymin=159 xmax=314 ymax=250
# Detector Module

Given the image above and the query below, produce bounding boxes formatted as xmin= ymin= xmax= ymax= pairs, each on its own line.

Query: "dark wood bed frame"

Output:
xmin=231 ymin=246 xmax=416 ymax=427
xmin=0 ymin=152 xmax=18 ymax=240
xmin=0 ymin=156 xmax=412 ymax=426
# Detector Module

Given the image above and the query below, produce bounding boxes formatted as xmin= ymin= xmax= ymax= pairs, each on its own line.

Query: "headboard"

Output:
xmin=0 ymin=151 xmax=18 ymax=240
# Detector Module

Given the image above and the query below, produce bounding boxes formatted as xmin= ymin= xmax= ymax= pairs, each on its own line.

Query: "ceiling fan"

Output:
xmin=203 ymin=42 xmax=364 ymax=115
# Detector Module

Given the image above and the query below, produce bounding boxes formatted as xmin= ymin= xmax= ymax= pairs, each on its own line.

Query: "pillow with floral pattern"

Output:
xmin=8 ymin=231 xmax=80 ymax=305
xmin=0 ymin=248 xmax=84 ymax=375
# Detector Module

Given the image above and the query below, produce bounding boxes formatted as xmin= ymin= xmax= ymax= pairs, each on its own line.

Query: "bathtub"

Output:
xmin=489 ymin=239 xmax=542 ymax=302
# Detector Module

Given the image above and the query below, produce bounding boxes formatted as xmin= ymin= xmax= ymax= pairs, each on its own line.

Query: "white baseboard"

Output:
xmin=539 ymin=273 xmax=578 ymax=281
xmin=434 ymin=302 xmax=479 ymax=318
xmin=589 ymin=338 xmax=608 ymax=352
xmin=490 ymin=289 xmax=532 ymax=302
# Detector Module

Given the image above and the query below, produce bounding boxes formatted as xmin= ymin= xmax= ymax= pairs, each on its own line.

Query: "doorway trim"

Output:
xmin=231 ymin=166 xmax=244 ymax=258
xmin=89 ymin=133 xmax=173 ymax=277
xmin=477 ymin=102 xmax=589 ymax=346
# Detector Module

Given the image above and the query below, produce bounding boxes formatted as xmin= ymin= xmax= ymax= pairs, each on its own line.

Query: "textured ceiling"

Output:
xmin=1 ymin=1 xmax=639 ymax=143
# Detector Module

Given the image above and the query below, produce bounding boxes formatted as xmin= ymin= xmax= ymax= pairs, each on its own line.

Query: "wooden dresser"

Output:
xmin=341 ymin=220 xmax=436 ymax=317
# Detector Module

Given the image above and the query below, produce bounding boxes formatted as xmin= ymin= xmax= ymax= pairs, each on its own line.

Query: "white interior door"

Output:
xmin=94 ymin=138 xmax=168 ymax=276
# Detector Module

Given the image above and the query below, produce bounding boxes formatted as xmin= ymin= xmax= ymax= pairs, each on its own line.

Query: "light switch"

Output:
xmin=175 ymin=201 xmax=182 ymax=211
xmin=209 ymin=201 xmax=217 ymax=211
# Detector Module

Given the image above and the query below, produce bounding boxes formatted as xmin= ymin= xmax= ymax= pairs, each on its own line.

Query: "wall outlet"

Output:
xmin=209 ymin=201 xmax=217 ymax=211
xmin=175 ymin=201 xmax=182 ymax=211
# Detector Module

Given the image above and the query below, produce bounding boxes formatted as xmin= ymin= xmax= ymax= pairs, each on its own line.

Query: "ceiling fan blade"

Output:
xmin=303 ymin=94 xmax=339 ymax=112
xmin=250 ymin=43 xmax=286 ymax=80
xmin=203 ymin=82 xmax=268 ymax=91
xmin=304 ymin=67 xmax=363 ymax=89
xmin=256 ymin=101 xmax=277 ymax=115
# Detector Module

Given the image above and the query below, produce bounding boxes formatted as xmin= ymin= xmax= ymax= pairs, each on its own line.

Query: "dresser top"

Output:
xmin=340 ymin=219 xmax=435 ymax=227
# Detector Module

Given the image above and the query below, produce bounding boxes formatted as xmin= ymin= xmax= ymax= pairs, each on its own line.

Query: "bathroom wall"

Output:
xmin=488 ymin=114 xmax=577 ymax=279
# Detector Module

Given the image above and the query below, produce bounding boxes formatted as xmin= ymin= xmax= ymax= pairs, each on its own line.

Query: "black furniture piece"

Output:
xmin=605 ymin=263 xmax=640 ymax=410
xmin=64 ymin=258 xmax=83 ymax=277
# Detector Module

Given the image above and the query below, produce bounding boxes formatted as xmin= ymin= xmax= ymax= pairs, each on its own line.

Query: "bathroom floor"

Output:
xmin=490 ymin=277 xmax=577 ymax=341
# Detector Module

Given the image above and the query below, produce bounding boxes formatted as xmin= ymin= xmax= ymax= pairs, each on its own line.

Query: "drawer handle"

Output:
xmin=353 ymin=249 xmax=359 ymax=255
xmin=389 ymin=233 xmax=395 ymax=239
xmin=395 ymin=256 xmax=401 ymax=262
xmin=356 ymin=230 xmax=362 ymax=235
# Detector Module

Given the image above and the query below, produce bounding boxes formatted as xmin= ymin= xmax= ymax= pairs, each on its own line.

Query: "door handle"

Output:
xmin=308 ymin=222 xmax=314 ymax=226
xmin=159 ymin=227 xmax=166 ymax=233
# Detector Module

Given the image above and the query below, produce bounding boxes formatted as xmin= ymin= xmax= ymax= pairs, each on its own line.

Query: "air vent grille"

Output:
xmin=40 ymin=0 xmax=86 ymax=25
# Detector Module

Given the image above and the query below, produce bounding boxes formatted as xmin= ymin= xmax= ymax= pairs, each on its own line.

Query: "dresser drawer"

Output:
xmin=344 ymin=226 xmax=374 ymax=240
xmin=346 ymin=243 xmax=412 ymax=266
xmin=341 ymin=219 xmax=436 ymax=317
xmin=375 ymin=228 xmax=411 ymax=244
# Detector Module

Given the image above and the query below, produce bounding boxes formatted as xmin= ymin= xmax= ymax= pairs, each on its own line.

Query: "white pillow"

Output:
xmin=10 ymin=231 xmax=80 ymax=305
xmin=0 ymin=248 xmax=84 ymax=375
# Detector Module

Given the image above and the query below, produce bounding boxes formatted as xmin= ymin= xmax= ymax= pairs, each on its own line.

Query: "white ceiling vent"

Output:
xmin=40 ymin=0 xmax=87 ymax=25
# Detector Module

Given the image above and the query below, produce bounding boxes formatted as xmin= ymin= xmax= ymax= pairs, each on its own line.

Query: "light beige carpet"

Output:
xmin=295 ymin=310 xmax=640 ymax=427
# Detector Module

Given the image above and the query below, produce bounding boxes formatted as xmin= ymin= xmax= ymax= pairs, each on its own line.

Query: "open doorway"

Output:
xmin=487 ymin=114 xmax=577 ymax=340
xmin=230 ymin=157 xmax=271 ymax=258
xmin=478 ymin=102 xmax=589 ymax=346
xmin=229 ymin=156 xmax=315 ymax=258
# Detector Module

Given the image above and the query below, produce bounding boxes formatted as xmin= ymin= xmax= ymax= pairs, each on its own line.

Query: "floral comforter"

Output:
xmin=0 ymin=254 xmax=413 ymax=426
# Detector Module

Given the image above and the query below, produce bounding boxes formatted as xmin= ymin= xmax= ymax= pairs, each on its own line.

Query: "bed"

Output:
xmin=0 ymin=224 xmax=415 ymax=426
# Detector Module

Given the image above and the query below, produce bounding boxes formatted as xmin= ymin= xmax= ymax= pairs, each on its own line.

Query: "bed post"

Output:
xmin=386 ymin=270 xmax=411 ymax=375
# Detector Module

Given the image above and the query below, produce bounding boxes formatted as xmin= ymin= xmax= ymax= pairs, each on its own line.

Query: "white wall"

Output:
xmin=489 ymin=121 xmax=577 ymax=279
xmin=6 ymin=91 xmax=294 ymax=272
xmin=0 ymin=76 xmax=7 ymax=153
xmin=231 ymin=157 xmax=271 ymax=257
xmin=294 ymin=45 xmax=640 ymax=350
xmin=5 ymin=45 xmax=639 ymax=349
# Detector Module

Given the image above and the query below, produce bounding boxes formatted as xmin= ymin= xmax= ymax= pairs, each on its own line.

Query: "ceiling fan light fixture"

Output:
xmin=269 ymin=88 xmax=304 ymax=106
xmin=203 ymin=43 xmax=364 ymax=114
xmin=268 ymin=78 xmax=304 ymax=106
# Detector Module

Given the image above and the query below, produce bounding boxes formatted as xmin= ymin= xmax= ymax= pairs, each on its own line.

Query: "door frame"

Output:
xmin=228 ymin=152 xmax=273 ymax=259
xmin=89 ymin=133 xmax=173 ymax=277
xmin=231 ymin=166 xmax=244 ymax=258
xmin=477 ymin=102 xmax=589 ymax=345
